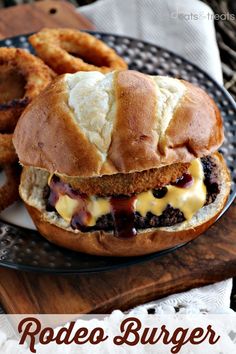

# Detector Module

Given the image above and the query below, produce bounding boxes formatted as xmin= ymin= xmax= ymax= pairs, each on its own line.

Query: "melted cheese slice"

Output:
xmin=56 ymin=195 xmax=78 ymax=222
xmin=52 ymin=159 xmax=206 ymax=227
xmin=87 ymin=196 xmax=110 ymax=226
xmin=136 ymin=159 xmax=206 ymax=220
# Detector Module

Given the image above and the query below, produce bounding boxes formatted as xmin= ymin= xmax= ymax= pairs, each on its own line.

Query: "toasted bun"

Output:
xmin=13 ymin=70 xmax=223 ymax=178
xmin=20 ymin=153 xmax=231 ymax=256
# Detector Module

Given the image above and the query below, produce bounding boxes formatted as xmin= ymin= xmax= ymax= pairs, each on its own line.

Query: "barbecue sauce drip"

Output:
xmin=110 ymin=196 xmax=137 ymax=239
xmin=47 ymin=175 xmax=83 ymax=208
xmin=71 ymin=210 xmax=91 ymax=232
xmin=46 ymin=175 xmax=62 ymax=211
xmin=171 ymin=173 xmax=193 ymax=188
xmin=47 ymin=175 xmax=91 ymax=230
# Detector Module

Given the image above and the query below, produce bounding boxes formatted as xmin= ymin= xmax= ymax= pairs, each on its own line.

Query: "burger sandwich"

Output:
xmin=13 ymin=70 xmax=231 ymax=256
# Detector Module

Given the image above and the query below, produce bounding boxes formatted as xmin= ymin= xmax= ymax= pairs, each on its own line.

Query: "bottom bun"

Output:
xmin=20 ymin=153 xmax=231 ymax=257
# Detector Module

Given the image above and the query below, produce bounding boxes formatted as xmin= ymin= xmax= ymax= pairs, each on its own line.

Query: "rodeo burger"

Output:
xmin=13 ymin=70 xmax=231 ymax=256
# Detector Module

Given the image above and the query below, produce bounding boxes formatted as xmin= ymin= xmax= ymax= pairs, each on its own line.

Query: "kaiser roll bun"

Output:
xmin=13 ymin=70 xmax=224 ymax=178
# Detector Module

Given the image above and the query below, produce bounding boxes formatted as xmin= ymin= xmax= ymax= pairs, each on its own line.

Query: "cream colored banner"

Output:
xmin=0 ymin=313 xmax=236 ymax=353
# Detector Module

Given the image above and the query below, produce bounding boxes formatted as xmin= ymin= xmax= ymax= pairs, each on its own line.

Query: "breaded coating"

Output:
xmin=0 ymin=47 xmax=54 ymax=132
xmin=0 ymin=163 xmax=21 ymax=212
xmin=29 ymin=28 xmax=127 ymax=74
xmin=59 ymin=162 xmax=190 ymax=196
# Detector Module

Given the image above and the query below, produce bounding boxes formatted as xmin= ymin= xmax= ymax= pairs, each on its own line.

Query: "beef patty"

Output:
xmin=44 ymin=156 xmax=220 ymax=232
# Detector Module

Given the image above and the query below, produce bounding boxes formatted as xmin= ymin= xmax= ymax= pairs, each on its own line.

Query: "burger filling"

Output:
xmin=44 ymin=157 xmax=220 ymax=238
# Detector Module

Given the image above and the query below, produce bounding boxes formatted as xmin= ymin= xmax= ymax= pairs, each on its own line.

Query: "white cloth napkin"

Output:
xmin=79 ymin=0 xmax=223 ymax=83
xmin=79 ymin=0 xmax=232 ymax=312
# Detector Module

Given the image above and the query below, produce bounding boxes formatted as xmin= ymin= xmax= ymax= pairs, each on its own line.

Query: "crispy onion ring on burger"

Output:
xmin=58 ymin=162 xmax=190 ymax=196
xmin=0 ymin=47 xmax=54 ymax=132
xmin=29 ymin=28 xmax=127 ymax=74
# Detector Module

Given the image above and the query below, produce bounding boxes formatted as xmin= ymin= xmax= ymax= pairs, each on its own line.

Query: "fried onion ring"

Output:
xmin=0 ymin=163 xmax=21 ymax=212
xmin=29 ymin=28 xmax=128 ymax=74
xmin=59 ymin=162 xmax=190 ymax=196
xmin=0 ymin=47 xmax=55 ymax=132
xmin=0 ymin=134 xmax=17 ymax=165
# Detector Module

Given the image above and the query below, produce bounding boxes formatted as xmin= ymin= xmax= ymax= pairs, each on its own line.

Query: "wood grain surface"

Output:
xmin=0 ymin=0 xmax=94 ymax=39
xmin=0 ymin=201 xmax=235 ymax=314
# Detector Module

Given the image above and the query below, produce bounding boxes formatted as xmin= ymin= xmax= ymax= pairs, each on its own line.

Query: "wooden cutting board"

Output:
xmin=0 ymin=201 xmax=235 ymax=314
xmin=0 ymin=0 xmax=94 ymax=39
xmin=0 ymin=0 xmax=235 ymax=314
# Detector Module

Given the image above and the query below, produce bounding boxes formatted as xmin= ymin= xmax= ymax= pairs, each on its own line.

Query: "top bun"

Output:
xmin=13 ymin=70 xmax=224 ymax=177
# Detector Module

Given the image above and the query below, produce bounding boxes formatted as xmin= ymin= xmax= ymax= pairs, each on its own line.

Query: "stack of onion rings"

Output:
xmin=0 ymin=48 xmax=54 ymax=212
xmin=0 ymin=47 xmax=55 ymax=132
xmin=0 ymin=134 xmax=17 ymax=164
xmin=29 ymin=28 xmax=128 ymax=74
xmin=0 ymin=163 xmax=21 ymax=213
